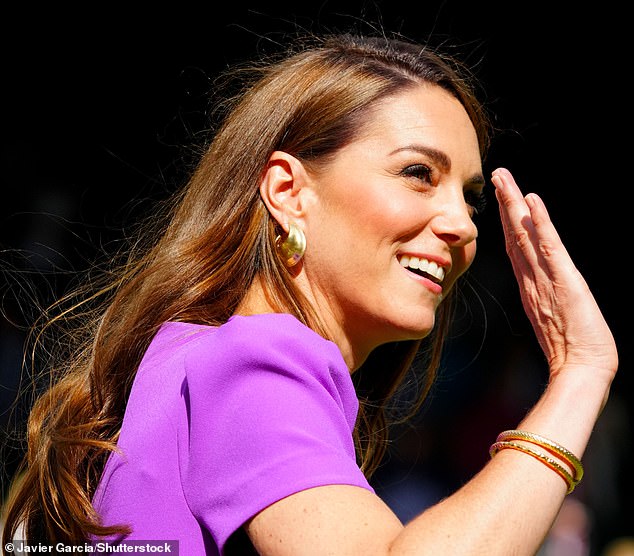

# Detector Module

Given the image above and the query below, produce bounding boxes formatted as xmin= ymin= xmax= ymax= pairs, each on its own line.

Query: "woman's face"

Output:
xmin=299 ymin=84 xmax=484 ymax=367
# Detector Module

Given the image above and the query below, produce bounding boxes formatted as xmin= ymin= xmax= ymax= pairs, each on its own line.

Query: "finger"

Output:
xmin=524 ymin=192 xmax=578 ymax=277
xmin=492 ymin=168 xmax=539 ymax=269
xmin=491 ymin=167 xmax=531 ymax=225
xmin=524 ymin=193 xmax=561 ymax=242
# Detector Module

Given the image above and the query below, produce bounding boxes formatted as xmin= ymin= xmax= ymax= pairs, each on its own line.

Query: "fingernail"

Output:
xmin=525 ymin=193 xmax=542 ymax=210
xmin=491 ymin=175 xmax=504 ymax=191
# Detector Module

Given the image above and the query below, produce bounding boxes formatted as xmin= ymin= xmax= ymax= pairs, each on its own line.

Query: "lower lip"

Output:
xmin=400 ymin=265 xmax=444 ymax=295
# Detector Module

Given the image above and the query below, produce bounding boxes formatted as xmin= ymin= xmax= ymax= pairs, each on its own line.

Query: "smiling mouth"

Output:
xmin=398 ymin=255 xmax=446 ymax=284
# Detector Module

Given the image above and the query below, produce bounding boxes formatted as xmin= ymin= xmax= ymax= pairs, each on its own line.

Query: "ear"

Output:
xmin=259 ymin=151 xmax=310 ymax=232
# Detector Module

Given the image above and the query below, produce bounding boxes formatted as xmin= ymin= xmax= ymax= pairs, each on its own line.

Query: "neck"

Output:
xmin=234 ymin=275 xmax=371 ymax=372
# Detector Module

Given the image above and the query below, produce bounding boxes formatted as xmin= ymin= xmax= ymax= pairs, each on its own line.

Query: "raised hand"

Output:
xmin=491 ymin=168 xmax=618 ymax=386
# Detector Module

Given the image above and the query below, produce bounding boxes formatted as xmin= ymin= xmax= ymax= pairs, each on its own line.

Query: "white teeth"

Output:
xmin=399 ymin=255 xmax=445 ymax=282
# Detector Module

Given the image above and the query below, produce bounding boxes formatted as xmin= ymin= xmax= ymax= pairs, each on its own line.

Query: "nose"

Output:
xmin=430 ymin=193 xmax=478 ymax=247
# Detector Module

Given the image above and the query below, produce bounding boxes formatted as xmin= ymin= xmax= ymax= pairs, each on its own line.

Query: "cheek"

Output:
xmin=437 ymin=241 xmax=478 ymax=298
xmin=355 ymin=193 xmax=423 ymax=240
xmin=324 ymin=193 xmax=400 ymax=242
xmin=453 ymin=241 xmax=477 ymax=281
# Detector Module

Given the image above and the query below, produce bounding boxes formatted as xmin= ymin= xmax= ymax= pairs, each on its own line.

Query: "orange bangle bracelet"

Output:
xmin=489 ymin=440 xmax=579 ymax=494
xmin=496 ymin=429 xmax=584 ymax=484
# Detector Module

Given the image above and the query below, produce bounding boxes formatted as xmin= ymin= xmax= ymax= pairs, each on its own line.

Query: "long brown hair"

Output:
xmin=2 ymin=32 xmax=490 ymax=543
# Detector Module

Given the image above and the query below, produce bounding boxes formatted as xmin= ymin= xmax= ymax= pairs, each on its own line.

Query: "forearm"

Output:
xmin=388 ymin=368 xmax=611 ymax=555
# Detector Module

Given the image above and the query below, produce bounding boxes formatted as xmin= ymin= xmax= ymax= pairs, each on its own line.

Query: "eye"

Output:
xmin=400 ymin=163 xmax=433 ymax=184
xmin=464 ymin=189 xmax=487 ymax=217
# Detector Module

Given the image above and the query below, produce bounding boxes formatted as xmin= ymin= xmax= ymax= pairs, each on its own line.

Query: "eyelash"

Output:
xmin=400 ymin=164 xmax=433 ymax=183
xmin=400 ymin=164 xmax=486 ymax=216
xmin=465 ymin=189 xmax=487 ymax=216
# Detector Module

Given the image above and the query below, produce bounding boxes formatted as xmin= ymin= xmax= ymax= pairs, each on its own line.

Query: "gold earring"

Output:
xmin=275 ymin=221 xmax=306 ymax=267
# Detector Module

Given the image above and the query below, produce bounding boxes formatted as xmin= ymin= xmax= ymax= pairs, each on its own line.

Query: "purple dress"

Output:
xmin=92 ymin=313 xmax=373 ymax=554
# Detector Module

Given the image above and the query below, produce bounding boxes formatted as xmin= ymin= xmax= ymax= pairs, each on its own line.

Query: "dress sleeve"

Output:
xmin=179 ymin=314 xmax=373 ymax=552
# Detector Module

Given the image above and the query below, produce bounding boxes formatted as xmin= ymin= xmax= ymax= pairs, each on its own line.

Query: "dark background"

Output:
xmin=1 ymin=2 xmax=631 ymax=554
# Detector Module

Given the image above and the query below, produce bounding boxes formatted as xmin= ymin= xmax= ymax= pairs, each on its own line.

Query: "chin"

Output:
xmin=405 ymin=325 xmax=436 ymax=341
xmin=384 ymin=316 xmax=437 ymax=343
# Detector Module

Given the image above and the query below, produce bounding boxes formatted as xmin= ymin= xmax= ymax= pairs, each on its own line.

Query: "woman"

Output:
xmin=2 ymin=33 xmax=618 ymax=554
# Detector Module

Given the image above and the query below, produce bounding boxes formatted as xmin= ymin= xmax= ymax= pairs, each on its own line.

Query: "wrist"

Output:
xmin=548 ymin=362 xmax=614 ymax=397
xmin=519 ymin=366 xmax=612 ymax=459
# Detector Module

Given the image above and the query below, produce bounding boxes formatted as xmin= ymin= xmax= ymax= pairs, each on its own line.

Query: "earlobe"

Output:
xmin=259 ymin=151 xmax=308 ymax=231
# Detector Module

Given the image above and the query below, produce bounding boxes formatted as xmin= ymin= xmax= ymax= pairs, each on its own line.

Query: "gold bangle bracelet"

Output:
xmin=489 ymin=440 xmax=579 ymax=494
xmin=496 ymin=430 xmax=584 ymax=483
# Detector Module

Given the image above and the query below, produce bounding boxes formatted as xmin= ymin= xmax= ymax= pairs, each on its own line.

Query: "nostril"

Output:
xmin=432 ymin=216 xmax=478 ymax=246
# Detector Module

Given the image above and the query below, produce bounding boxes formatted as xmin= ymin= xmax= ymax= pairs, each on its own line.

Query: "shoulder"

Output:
xmin=200 ymin=312 xmax=341 ymax=363
xmin=184 ymin=313 xmax=351 ymax=398
xmin=178 ymin=314 xmax=372 ymax=548
xmin=145 ymin=312 xmax=339 ymax=365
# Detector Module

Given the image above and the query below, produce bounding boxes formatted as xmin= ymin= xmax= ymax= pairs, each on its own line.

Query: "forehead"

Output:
xmin=353 ymin=84 xmax=481 ymax=166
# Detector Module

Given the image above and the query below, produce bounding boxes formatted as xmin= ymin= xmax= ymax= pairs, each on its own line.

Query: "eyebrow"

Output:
xmin=390 ymin=144 xmax=485 ymax=188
